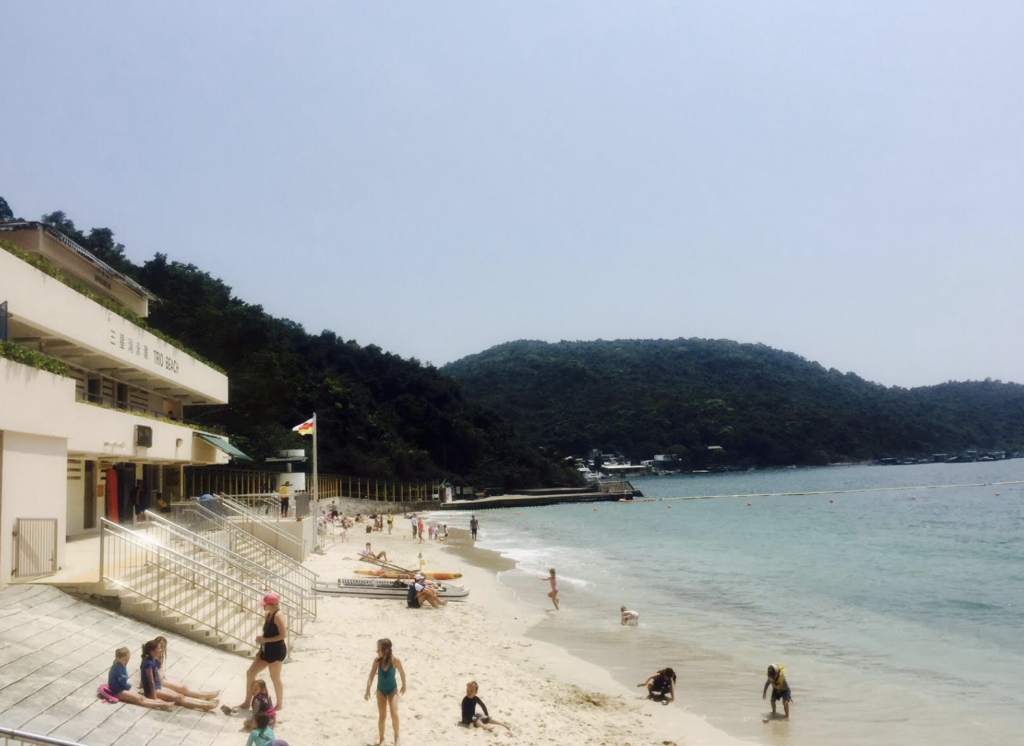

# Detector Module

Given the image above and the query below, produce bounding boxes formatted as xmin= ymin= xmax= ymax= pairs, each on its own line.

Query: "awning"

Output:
xmin=195 ymin=432 xmax=253 ymax=462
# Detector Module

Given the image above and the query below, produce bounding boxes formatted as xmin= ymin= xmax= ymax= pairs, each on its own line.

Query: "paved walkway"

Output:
xmin=0 ymin=584 xmax=250 ymax=746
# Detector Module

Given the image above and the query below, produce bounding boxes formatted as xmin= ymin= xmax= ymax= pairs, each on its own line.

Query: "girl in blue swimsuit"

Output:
xmin=364 ymin=638 xmax=407 ymax=746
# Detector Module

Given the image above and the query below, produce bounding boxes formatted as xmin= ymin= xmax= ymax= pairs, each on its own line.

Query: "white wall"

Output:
xmin=0 ymin=359 xmax=230 ymax=465
xmin=0 ymin=431 xmax=68 ymax=584
xmin=0 ymin=249 xmax=228 ymax=404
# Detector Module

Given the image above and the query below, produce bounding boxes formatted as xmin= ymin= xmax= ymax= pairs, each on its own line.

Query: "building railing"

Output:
xmin=99 ymin=519 xmax=296 ymax=654
xmin=596 ymin=479 xmax=634 ymax=494
xmin=220 ymin=492 xmax=282 ymax=518
xmin=170 ymin=502 xmax=316 ymax=588
xmin=182 ymin=466 xmax=443 ymax=504
xmin=212 ymin=496 xmax=307 ymax=560
xmin=76 ymin=391 xmax=226 ymax=434
xmin=140 ymin=511 xmax=314 ymax=629
xmin=0 ymin=726 xmax=89 ymax=746
xmin=177 ymin=495 xmax=306 ymax=560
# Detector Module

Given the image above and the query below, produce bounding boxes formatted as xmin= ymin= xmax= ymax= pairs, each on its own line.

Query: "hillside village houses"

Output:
xmin=0 ymin=222 xmax=242 ymax=584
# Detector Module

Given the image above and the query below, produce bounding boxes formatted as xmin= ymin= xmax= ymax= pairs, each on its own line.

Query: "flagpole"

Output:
xmin=312 ymin=412 xmax=319 ymax=509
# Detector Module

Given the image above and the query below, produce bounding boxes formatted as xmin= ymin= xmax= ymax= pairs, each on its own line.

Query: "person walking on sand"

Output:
xmin=762 ymin=663 xmax=792 ymax=719
xmin=417 ymin=517 xmax=425 ymax=544
xmin=470 ymin=515 xmax=479 ymax=541
xmin=460 ymin=681 xmax=512 ymax=732
xmin=620 ymin=606 xmax=640 ymax=626
xmin=235 ymin=593 xmax=287 ymax=712
xmin=540 ymin=568 xmax=559 ymax=610
xmin=387 ymin=512 xmax=394 ymax=534
xmin=638 ymin=668 xmax=676 ymax=704
xmin=410 ymin=514 xmax=418 ymax=539
xmin=364 ymin=638 xmax=406 ymax=746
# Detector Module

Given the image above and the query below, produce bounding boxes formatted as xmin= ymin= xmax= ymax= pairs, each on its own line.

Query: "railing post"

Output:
xmin=98 ymin=522 xmax=106 ymax=582
xmin=215 ymin=575 xmax=220 ymax=638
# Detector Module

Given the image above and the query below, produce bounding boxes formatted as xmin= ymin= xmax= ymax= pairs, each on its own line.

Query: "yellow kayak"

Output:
xmin=355 ymin=569 xmax=463 ymax=580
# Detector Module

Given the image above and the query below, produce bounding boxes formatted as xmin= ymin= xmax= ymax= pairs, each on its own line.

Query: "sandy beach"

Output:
xmin=211 ymin=518 xmax=749 ymax=746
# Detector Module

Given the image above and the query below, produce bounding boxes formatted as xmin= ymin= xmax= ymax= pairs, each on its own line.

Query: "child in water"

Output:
xmin=459 ymin=681 xmax=512 ymax=732
xmin=762 ymin=663 xmax=792 ymax=719
xmin=540 ymin=568 xmax=559 ymax=610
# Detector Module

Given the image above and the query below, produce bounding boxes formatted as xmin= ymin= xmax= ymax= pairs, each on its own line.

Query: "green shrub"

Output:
xmin=0 ymin=340 xmax=69 ymax=377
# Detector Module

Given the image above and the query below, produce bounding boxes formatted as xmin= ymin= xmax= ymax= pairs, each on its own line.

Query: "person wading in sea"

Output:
xmin=762 ymin=663 xmax=793 ymax=719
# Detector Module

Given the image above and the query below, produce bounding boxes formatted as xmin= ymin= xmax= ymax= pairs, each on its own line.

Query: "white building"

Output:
xmin=0 ymin=222 xmax=241 ymax=584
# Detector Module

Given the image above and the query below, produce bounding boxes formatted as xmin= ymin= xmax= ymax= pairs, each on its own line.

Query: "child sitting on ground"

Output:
xmin=245 ymin=712 xmax=276 ymax=746
xmin=460 ymin=681 xmax=511 ymax=732
xmin=105 ymin=647 xmax=172 ymax=710
xmin=221 ymin=678 xmax=276 ymax=729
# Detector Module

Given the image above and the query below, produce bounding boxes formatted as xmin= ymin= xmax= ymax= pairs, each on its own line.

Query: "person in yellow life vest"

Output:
xmin=762 ymin=663 xmax=792 ymax=718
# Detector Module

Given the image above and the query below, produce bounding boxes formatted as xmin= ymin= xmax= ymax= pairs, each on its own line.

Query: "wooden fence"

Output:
xmin=184 ymin=466 xmax=439 ymax=503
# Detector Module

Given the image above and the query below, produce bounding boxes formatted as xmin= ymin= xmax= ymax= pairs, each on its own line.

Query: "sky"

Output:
xmin=2 ymin=1 xmax=1022 ymax=388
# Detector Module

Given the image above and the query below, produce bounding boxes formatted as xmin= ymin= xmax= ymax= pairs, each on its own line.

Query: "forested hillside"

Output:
xmin=443 ymin=339 xmax=1024 ymax=467
xmin=1 ymin=199 xmax=578 ymax=489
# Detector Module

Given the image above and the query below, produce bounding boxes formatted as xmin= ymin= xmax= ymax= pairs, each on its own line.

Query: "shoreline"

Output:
xmin=438 ymin=525 xmax=751 ymax=746
xmin=209 ymin=518 xmax=749 ymax=746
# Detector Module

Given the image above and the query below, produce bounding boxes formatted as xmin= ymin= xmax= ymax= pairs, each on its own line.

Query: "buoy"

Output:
xmin=667 ymin=505 xmax=672 ymax=509
xmin=911 ymin=496 xmax=916 ymax=500
xmin=593 ymin=507 xmax=598 ymax=511
xmin=995 ymin=492 xmax=1000 ymax=496
xmin=517 ymin=511 xmax=521 ymax=515
xmin=747 ymin=503 xmax=752 ymax=507
xmin=829 ymin=499 xmax=834 ymax=503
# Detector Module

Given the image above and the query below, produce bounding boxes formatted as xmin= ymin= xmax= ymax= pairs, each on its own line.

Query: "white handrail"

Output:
xmin=0 ymin=726 xmax=89 ymax=746
xmin=100 ymin=519 xmax=295 ymax=654
xmin=171 ymin=502 xmax=314 ymax=579
xmin=141 ymin=511 xmax=315 ymax=626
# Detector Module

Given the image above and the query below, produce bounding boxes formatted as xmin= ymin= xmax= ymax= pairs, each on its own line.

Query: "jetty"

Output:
xmin=444 ymin=481 xmax=639 ymax=511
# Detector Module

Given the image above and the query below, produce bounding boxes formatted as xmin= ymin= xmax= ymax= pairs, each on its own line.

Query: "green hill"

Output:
xmin=2 ymin=202 xmax=577 ymax=489
xmin=442 ymin=339 xmax=1024 ymax=467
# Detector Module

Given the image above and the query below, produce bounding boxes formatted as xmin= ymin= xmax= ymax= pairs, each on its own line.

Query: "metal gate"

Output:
xmin=13 ymin=518 xmax=58 ymax=579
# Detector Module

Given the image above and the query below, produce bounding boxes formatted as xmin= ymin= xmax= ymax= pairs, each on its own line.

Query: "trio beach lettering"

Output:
xmin=109 ymin=329 xmax=179 ymax=374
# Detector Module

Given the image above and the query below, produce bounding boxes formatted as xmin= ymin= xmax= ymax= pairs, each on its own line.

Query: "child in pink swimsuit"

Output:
xmin=541 ymin=568 xmax=559 ymax=610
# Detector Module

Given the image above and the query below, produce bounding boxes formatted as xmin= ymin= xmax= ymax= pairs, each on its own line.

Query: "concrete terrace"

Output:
xmin=0 ymin=584 xmax=249 ymax=746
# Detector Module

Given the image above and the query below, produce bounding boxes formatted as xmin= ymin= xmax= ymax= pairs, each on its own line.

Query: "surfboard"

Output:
xmin=354 ymin=569 xmax=463 ymax=580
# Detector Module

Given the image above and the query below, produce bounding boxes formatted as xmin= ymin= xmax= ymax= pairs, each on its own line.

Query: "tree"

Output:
xmin=0 ymin=196 xmax=14 ymax=222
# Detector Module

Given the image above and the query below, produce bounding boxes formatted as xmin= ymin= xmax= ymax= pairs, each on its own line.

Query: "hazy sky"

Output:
xmin=3 ymin=1 xmax=1022 ymax=388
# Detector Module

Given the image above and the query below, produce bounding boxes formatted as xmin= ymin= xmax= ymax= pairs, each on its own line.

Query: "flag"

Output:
xmin=292 ymin=417 xmax=315 ymax=436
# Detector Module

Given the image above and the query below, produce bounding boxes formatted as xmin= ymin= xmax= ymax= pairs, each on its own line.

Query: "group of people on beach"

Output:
xmin=542 ymin=568 xmax=793 ymax=718
xmin=105 ymin=636 xmax=220 ymax=712
xmin=408 ymin=513 xmax=450 ymax=543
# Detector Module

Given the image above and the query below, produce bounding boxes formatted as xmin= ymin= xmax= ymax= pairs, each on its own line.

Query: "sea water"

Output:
xmin=435 ymin=461 xmax=1024 ymax=746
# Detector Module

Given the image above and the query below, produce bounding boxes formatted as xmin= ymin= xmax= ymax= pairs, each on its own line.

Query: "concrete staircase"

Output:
xmin=96 ymin=520 xmax=295 ymax=658
xmin=139 ymin=512 xmax=315 ymax=632
xmin=0 ymin=584 xmax=248 ymax=746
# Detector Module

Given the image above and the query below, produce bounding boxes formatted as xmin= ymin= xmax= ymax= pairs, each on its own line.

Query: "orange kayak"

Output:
xmin=354 ymin=569 xmax=463 ymax=580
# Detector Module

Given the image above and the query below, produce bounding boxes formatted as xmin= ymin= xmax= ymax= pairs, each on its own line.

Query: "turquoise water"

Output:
xmin=440 ymin=462 xmax=1024 ymax=746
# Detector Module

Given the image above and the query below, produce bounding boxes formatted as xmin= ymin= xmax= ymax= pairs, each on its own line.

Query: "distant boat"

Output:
xmin=576 ymin=464 xmax=601 ymax=482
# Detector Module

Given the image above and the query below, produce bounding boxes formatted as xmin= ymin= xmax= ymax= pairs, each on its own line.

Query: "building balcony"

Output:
xmin=0 ymin=248 xmax=228 ymax=406
xmin=0 ymin=357 xmax=229 ymax=466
